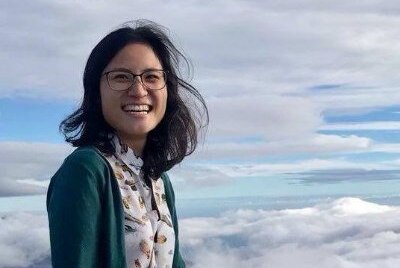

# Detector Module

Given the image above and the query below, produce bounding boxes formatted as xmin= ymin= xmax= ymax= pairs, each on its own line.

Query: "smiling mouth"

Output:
xmin=121 ymin=104 xmax=152 ymax=114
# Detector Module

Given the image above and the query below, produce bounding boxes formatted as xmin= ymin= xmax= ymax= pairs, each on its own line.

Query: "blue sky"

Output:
xmin=2 ymin=0 xmax=400 ymax=211
xmin=0 ymin=98 xmax=72 ymax=142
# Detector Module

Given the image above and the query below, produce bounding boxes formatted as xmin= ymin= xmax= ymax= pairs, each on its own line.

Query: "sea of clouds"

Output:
xmin=1 ymin=197 xmax=400 ymax=268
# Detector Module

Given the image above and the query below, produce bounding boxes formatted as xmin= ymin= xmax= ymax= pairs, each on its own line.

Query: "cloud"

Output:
xmin=190 ymin=134 xmax=372 ymax=161
xmin=180 ymin=197 xmax=400 ymax=268
xmin=0 ymin=132 xmax=374 ymax=196
xmin=320 ymin=121 xmax=400 ymax=131
xmin=2 ymin=1 xmax=400 ymax=198
xmin=2 ymin=1 xmax=400 ymax=161
xmin=291 ymin=169 xmax=400 ymax=184
xmin=205 ymin=159 xmax=370 ymax=178
xmin=170 ymin=164 xmax=234 ymax=188
xmin=3 ymin=197 xmax=399 ymax=267
xmin=310 ymin=86 xmax=400 ymax=115
xmin=369 ymin=143 xmax=400 ymax=154
xmin=0 ymin=142 xmax=72 ymax=197
xmin=206 ymin=95 xmax=322 ymax=140
xmin=0 ymin=179 xmax=47 ymax=197
xmin=0 ymin=212 xmax=50 ymax=267
xmin=2 ymin=1 xmax=400 ymax=109
xmin=0 ymin=136 xmax=390 ymax=197
xmin=170 ymin=156 xmax=400 ymax=189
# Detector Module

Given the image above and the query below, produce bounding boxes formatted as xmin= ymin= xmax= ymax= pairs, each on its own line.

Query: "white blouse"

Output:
xmin=103 ymin=136 xmax=175 ymax=268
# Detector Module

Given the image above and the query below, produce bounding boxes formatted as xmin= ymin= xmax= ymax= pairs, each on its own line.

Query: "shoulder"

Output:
xmin=64 ymin=146 xmax=107 ymax=167
xmin=59 ymin=146 xmax=112 ymax=175
xmin=49 ymin=146 xmax=111 ymax=192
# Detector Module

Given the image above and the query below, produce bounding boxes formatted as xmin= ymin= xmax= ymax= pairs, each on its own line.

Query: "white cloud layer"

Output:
xmin=0 ymin=212 xmax=50 ymax=267
xmin=190 ymin=134 xmax=372 ymax=161
xmin=180 ymin=197 xmax=400 ymax=268
xmin=171 ymin=154 xmax=400 ymax=189
xmin=2 ymin=197 xmax=400 ymax=267
xmin=321 ymin=121 xmax=400 ymax=131
xmin=0 ymin=142 xmax=72 ymax=197
xmin=0 ymin=137 xmax=387 ymax=197
xmin=206 ymin=95 xmax=322 ymax=140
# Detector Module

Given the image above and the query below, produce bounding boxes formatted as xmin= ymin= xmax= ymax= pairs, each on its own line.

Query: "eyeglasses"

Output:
xmin=102 ymin=69 xmax=167 ymax=91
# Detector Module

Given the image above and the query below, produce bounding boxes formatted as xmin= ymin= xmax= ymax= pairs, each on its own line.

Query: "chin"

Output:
xmin=117 ymin=120 xmax=160 ymax=140
xmin=126 ymin=127 xmax=154 ymax=138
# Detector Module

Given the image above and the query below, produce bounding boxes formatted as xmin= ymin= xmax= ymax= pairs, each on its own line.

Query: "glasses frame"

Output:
xmin=102 ymin=69 xmax=167 ymax=91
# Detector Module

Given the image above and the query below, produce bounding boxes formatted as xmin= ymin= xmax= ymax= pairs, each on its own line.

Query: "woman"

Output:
xmin=47 ymin=20 xmax=208 ymax=268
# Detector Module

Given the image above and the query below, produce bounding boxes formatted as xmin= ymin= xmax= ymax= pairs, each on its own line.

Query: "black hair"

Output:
xmin=60 ymin=20 xmax=208 ymax=180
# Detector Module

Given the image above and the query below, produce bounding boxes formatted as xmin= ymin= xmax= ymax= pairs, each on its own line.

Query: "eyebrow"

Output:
xmin=104 ymin=67 xmax=164 ymax=74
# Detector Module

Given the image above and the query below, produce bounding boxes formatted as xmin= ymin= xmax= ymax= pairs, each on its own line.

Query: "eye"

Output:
xmin=143 ymin=71 xmax=162 ymax=83
xmin=109 ymin=71 xmax=131 ymax=82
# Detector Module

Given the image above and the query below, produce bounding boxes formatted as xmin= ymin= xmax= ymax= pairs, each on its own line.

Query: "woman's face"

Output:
xmin=100 ymin=43 xmax=168 ymax=144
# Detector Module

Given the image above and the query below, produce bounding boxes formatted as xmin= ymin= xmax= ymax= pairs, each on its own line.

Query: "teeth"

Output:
xmin=122 ymin=104 xmax=150 ymax=112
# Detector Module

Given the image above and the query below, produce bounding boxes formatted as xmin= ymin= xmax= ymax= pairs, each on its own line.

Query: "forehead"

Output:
xmin=106 ymin=43 xmax=162 ymax=71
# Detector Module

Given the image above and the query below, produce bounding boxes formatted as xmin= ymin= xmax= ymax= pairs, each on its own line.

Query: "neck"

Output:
xmin=116 ymin=133 xmax=146 ymax=158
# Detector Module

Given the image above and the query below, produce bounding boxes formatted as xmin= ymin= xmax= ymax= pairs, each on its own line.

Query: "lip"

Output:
xmin=124 ymin=111 xmax=149 ymax=118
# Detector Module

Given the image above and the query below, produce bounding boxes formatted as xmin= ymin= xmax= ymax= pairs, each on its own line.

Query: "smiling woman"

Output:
xmin=100 ymin=43 xmax=168 ymax=156
xmin=46 ymin=20 xmax=208 ymax=268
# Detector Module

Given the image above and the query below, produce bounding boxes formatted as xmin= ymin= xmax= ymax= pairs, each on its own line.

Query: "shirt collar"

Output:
xmin=111 ymin=135 xmax=144 ymax=176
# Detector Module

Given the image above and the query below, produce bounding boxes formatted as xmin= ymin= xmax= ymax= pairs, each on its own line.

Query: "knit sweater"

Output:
xmin=47 ymin=146 xmax=185 ymax=268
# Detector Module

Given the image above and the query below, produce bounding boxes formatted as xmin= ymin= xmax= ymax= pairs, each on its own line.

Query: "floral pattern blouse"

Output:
xmin=102 ymin=135 xmax=175 ymax=268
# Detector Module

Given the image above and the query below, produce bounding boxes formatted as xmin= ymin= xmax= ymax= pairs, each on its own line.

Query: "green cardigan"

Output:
xmin=47 ymin=146 xmax=186 ymax=268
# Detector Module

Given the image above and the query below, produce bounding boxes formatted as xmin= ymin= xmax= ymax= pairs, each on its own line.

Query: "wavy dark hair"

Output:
xmin=60 ymin=20 xmax=208 ymax=180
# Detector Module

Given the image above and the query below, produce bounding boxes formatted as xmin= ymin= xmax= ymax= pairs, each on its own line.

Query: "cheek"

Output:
xmin=160 ymin=91 xmax=168 ymax=116
xmin=100 ymin=86 xmax=116 ymax=123
xmin=99 ymin=88 xmax=108 ymax=116
xmin=159 ymin=93 xmax=167 ymax=120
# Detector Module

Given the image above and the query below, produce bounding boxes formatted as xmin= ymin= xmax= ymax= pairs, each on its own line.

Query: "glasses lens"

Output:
xmin=142 ymin=70 xmax=166 ymax=90
xmin=106 ymin=70 xmax=166 ymax=91
xmin=107 ymin=71 xmax=133 ymax=91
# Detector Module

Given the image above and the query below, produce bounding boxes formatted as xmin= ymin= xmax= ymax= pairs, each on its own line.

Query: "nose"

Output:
xmin=127 ymin=76 xmax=147 ymax=97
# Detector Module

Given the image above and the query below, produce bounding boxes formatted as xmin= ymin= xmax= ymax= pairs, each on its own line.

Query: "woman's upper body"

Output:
xmin=47 ymin=20 xmax=208 ymax=268
xmin=47 ymin=145 xmax=185 ymax=267
xmin=104 ymin=135 xmax=176 ymax=267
